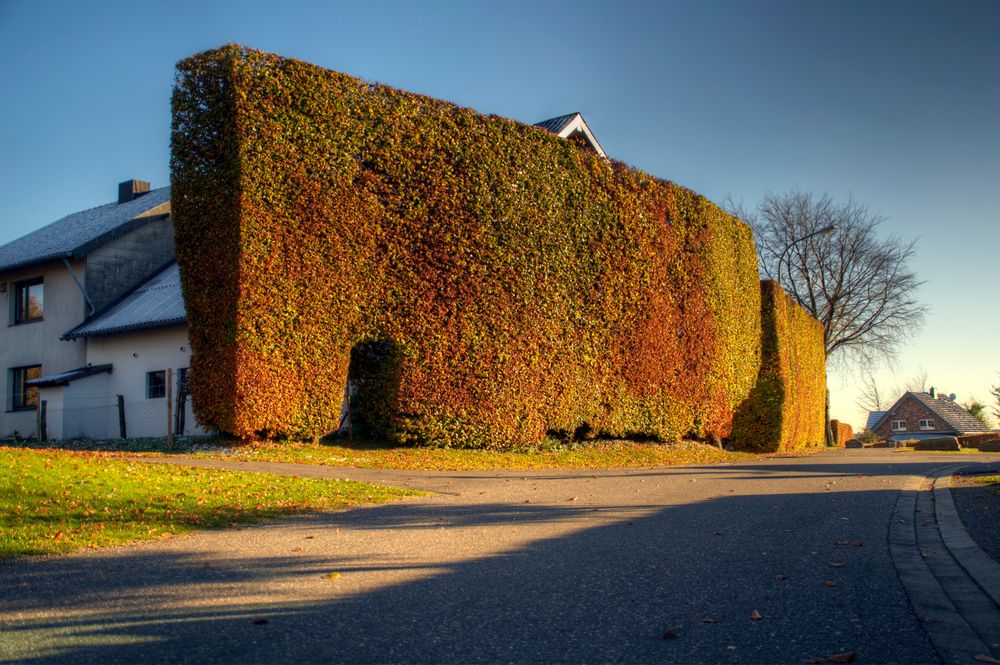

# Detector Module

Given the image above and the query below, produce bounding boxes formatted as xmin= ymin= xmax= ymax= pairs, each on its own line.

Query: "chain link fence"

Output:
xmin=0 ymin=390 xmax=210 ymax=443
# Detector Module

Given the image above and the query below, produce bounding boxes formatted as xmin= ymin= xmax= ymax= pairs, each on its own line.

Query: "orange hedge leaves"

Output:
xmin=830 ymin=419 xmax=853 ymax=447
xmin=172 ymin=45 xmax=785 ymax=448
xmin=732 ymin=281 xmax=827 ymax=452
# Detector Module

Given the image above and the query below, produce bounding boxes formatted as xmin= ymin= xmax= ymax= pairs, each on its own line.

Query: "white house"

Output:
xmin=0 ymin=180 xmax=202 ymax=440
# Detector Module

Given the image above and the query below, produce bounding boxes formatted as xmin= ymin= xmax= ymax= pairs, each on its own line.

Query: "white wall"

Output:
xmin=84 ymin=325 xmax=207 ymax=438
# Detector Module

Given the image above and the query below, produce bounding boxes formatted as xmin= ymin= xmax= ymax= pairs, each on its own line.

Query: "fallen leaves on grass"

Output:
xmin=749 ymin=609 xmax=762 ymax=620
xmin=828 ymin=561 xmax=846 ymax=568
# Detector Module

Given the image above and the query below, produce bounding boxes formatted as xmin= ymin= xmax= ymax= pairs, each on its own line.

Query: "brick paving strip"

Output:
xmin=890 ymin=462 xmax=1000 ymax=665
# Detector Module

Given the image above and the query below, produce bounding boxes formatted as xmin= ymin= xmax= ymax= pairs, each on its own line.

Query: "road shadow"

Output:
xmin=1 ymin=485 xmax=940 ymax=665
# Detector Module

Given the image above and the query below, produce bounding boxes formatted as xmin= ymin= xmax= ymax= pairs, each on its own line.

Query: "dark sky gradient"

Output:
xmin=1 ymin=0 xmax=997 ymax=426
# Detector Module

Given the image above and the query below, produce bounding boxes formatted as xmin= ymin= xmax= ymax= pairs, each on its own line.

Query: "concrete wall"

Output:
xmin=85 ymin=214 xmax=175 ymax=312
xmin=0 ymin=259 xmax=88 ymax=437
xmin=86 ymin=325 xmax=207 ymax=438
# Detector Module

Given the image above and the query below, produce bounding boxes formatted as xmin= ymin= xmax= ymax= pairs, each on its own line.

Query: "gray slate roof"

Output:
xmin=64 ymin=262 xmax=185 ymax=339
xmin=865 ymin=411 xmax=886 ymax=431
xmin=908 ymin=391 xmax=991 ymax=433
xmin=873 ymin=391 xmax=991 ymax=434
xmin=0 ymin=186 xmax=171 ymax=273
xmin=534 ymin=112 xmax=581 ymax=135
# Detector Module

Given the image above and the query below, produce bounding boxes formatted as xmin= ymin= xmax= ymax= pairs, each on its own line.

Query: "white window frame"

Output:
xmin=919 ymin=419 xmax=935 ymax=430
xmin=891 ymin=420 xmax=906 ymax=432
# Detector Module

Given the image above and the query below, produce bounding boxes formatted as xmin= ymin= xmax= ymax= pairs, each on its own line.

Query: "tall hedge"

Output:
xmin=171 ymin=45 xmax=764 ymax=447
xmin=732 ymin=281 xmax=827 ymax=452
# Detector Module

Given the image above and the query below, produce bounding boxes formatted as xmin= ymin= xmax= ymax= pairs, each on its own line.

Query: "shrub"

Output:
xmin=958 ymin=432 xmax=1000 ymax=449
xmin=845 ymin=439 xmax=865 ymax=449
xmin=730 ymin=281 xmax=826 ymax=452
xmin=171 ymin=45 xmax=770 ymax=448
xmin=855 ymin=428 xmax=882 ymax=445
xmin=914 ymin=437 xmax=961 ymax=452
xmin=977 ymin=439 xmax=1000 ymax=452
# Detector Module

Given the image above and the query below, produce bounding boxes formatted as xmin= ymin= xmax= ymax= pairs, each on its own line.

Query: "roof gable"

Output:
xmin=0 ymin=186 xmax=171 ymax=274
xmin=534 ymin=112 xmax=607 ymax=159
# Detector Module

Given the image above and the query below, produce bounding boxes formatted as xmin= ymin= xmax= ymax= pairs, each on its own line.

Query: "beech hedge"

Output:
xmin=731 ymin=281 xmax=827 ymax=452
xmin=171 ymin=45 xmax=816 ymax=448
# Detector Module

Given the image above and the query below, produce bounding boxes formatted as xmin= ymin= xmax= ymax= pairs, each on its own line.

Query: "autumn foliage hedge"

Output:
xmin=172 ymin=45 xmax=807 ymax=448
xmin=731 ymin=281 xmax=827 ymax=452
xmin=830 ymin=419 xmax=853 ymax=447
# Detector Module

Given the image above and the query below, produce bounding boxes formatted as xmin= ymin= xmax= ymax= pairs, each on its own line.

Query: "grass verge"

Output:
xmin=5 ymin=437 xmax=765 ymax=471
xmin=0 ymin=447 xmax=421 ymax=559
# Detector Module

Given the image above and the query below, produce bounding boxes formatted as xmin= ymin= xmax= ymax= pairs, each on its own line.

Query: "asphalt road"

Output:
xmin=2 ymin=449 xmax=998 ymax=664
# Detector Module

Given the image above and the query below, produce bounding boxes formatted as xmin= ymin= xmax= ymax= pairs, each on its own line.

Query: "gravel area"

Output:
xmin=952 ymin=473 xmax=1000 ymax=564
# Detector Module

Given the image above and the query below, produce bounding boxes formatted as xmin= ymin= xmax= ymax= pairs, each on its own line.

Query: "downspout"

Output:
xmin=62 ymin=258 xmax=95 ymax=316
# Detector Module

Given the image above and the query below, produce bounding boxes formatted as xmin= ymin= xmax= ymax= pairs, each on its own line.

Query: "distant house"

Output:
xmin=869 ymin=388 xmax=991 ymax=441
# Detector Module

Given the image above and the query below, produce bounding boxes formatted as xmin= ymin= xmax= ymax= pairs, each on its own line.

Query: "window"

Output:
xmin=891 ymin=420 xmax=906 ymax=432
xmin=147 ymin=370 xmax=166 ymax=399
xmin=919 ymin=419 xmax=935 ymax=430
xmin=12 ymin=277 xmax=44 ymax=324
xmin=9 ymin=365 xmax=41 ymax=411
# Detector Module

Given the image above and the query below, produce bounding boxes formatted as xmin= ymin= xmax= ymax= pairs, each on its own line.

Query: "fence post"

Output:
xmin=39 ymin=400 xmax=47 ymax=442
xmin=117 ymin=394 xmax=127 ymax=439
xmin=166 ymin=368 xmax=174 ymax=447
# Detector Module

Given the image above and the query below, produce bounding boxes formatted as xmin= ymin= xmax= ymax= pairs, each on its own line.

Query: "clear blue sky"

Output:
xmin=1 ymin=0 xmax=998 ymax=428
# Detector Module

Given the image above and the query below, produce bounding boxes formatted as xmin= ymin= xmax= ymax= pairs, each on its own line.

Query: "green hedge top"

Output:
xmin=172 ymin=45 xmax=764 ymax=447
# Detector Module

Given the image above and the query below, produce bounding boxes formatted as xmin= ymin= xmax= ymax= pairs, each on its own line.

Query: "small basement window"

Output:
xmin=891 ymin=420 xmax=906 ymax=432
xmin=919 ymin=419 xmax=935 ymax=430
xmin=147 ymin=370 xmax=166 ymax=399
xmin=9 ymin=365 xmax=41 ymax=411
xmin=12 ymin=277 xmax=44 ymax=324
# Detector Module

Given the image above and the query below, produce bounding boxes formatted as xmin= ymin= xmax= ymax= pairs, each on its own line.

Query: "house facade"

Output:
xmin=870 ymin=388 xmax=991 ymax=441
xmin=0 ymin=180 xmax=197 ymax=440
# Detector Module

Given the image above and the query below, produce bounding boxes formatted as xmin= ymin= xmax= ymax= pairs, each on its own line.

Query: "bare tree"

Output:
xmin=855 ymin=369 xmax=889 ymax=413
xmin=991 ymin=377 xmax=1000 ymax=424
xmin=728 ymin=191 xmax=928 ymax=445
xmin=902 ymin=366 xmax=930 ymax=393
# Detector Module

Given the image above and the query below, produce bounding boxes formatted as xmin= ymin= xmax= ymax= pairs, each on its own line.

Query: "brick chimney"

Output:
xmin=118 ymin=179 xmax=150 ymax=204
xmin=929 ymin=386 xmax=937 ymax=399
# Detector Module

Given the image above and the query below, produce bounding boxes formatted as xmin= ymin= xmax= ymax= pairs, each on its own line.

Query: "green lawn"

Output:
xmin=7 ymin=437 xmax=764 ymax=471
xmin=199 ymin=438 xmax=763 ymax=470
xmin=0 ymin=447 xmax=421 ymax=559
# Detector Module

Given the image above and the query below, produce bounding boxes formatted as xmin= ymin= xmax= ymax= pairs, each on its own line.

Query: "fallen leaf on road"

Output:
xmin=853 ymin=540 xmax=863 ymax=547
xmin=828 ymin=651 xmax=856 ymax=663
xmin=828 ymin=561 xmax=846 ymax=568
xmin=323 ymin=572 xmax=341 ymax=579
xmin=775 ymin=574 xmax=787 ymax=580
xmin=835 ymin=540 xmax=849 ymax=546
xmin=662 ymin=629 xmax=678 ymax=639
xmin=750 ymin=609 xmax=762 ymax=620
xmin=251 ymin=618 xmax=269 ymax=625
xmin=824 ymin=580 xmax=838 ymax=587
xmin=568 ymin=496 xmax=579 ymax=502
xmin=974 ymin=655 xmax=1000 ymax=664
xmin=919 ymin=616 xmax=939 ymax=624
xmin=700 ymin=617 xmax=719 ymax=624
